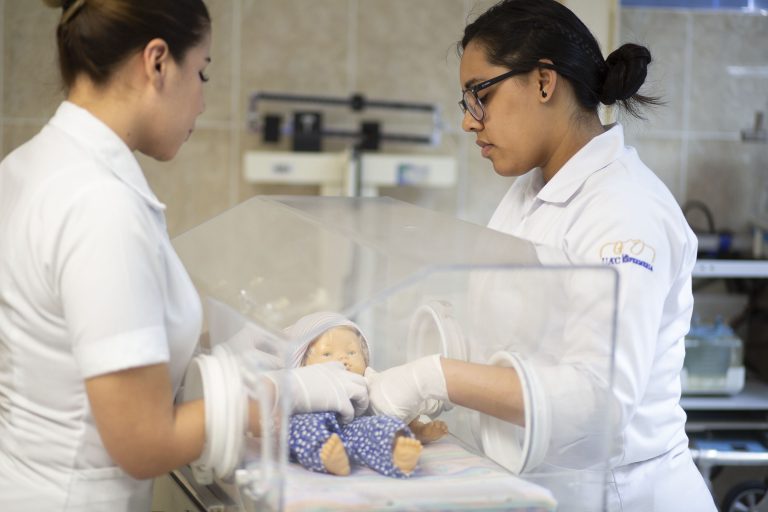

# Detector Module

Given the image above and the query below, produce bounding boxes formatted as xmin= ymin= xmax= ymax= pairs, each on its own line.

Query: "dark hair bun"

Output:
xmin=600 ymin=44 xmax=652 ymax=105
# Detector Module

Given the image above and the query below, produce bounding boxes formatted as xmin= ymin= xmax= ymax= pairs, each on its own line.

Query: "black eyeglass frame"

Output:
xmin=459 ymin=63 xmax=558 ymax=122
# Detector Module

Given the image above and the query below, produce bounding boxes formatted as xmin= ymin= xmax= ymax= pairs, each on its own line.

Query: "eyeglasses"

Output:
xmin=459 ymin=63 xmax=557 ymax=122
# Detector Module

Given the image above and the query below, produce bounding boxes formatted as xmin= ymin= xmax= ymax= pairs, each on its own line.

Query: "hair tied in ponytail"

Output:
xmin=601 ymin=44 xmax=652 ymax=105
xmin=41 ymin=0 xmax=82 ymax=10
xmin=60 ymin=0 xmax=86 ymax=24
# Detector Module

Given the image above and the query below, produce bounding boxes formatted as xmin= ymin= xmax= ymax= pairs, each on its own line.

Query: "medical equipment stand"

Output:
xmin=683 ymin=377 xmax=768 ymax=510
xmin=684 ymin=258 xmax=768 ymax=511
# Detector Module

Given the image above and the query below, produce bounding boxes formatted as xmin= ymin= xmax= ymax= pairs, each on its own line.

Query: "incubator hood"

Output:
xmin=173 ymin=196 xmax=619 ymax=512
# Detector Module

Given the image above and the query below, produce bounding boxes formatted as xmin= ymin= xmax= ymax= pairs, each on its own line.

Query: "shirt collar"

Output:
xmin=49 ymin=101 xmax=166 ymax=212
xmin=535 ymin=123 xmax=625 ymax=204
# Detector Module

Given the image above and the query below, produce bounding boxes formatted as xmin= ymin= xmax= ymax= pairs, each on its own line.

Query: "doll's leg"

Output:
xmin=320 ymin=433 xmax=350 ymax=476
xmin=392 ymin=436 xmax=422 ymax=475
xmin=408 ymin=418 xmax=449 ymax=443
xmin=341 ymin=416 xmax=422 ymax=478
xmin=289 ymin=412 xmax=349 ymax=475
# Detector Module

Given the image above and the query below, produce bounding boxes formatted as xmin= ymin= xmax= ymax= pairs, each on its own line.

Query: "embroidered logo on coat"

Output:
xmin=599 ymin=239 xmax=655 ymax=271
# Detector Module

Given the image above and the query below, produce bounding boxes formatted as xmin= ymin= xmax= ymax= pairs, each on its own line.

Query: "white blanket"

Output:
xmin=282 ymin=435 xmax=557 ymax=511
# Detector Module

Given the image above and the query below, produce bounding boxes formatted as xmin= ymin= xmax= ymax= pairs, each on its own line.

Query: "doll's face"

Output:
xmin=303 ymin=327 xmax=367 ymax=375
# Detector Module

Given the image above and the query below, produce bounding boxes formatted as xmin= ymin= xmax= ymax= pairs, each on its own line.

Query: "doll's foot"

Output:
xmin=320 ymin=433 xmax=350 ymax=476
xmin=392 ymin=435 xmax=422 ymax=475
xmin=408 ymin=419 xmax=449 ymax=444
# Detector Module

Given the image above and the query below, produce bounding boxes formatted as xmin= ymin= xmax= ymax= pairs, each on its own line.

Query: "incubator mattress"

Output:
xmin=283 ymin=435 xmax=557 ymax=511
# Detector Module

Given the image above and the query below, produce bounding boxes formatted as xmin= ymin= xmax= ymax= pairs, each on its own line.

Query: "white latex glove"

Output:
xmin=364 ymin=367 xmax=447 ymax=421
xmin=419 ymin=397 xmax=452 ymax=419
xmin=365 ymin=354 xmax=450 ymax=423
xmin=263 ymin=362 xmax=369 ymax=424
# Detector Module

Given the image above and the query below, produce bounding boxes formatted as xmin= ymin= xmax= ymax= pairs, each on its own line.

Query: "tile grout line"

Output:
xmin=229 ymin=0 xmax=242 ymax=207
xmin=626 ymin=129 xmax=743 ymax=141
xmin=679 ymin=12 xmax=694 ymax=203
xmin=2 ymin=116 xmax=236 ymax=130
xmin=346 ymin=0 xmax=358 ymax=93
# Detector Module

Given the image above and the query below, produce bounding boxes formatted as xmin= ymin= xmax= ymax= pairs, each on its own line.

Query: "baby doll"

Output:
xmin=285 ymin=312 xmax=448 ymax=478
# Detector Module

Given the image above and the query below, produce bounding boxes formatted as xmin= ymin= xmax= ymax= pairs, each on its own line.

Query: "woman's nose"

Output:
xmin=461 ymin=110 xmax=482 ymax=132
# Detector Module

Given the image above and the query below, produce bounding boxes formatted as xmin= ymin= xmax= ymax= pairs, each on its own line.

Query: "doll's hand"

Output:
xmin=266 ymin=362 xmax=369 ymax=423
xmin=365 ymin=355 xmax=449 ymax=423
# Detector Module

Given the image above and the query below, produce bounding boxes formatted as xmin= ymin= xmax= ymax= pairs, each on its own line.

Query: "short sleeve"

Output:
xmin=55 ymin=181 xmax=170 ymax=378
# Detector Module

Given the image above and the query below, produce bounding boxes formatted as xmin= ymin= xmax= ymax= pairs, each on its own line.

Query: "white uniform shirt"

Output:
xmin=0 ymin=102 xmax=202 ymax=511
xmin=484 ymin=125 xmax=714 ymax=510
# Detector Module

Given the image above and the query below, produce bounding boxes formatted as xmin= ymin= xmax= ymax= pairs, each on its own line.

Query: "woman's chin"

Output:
xmin=491 ymin=160 xmax=529 ymax=178
xmin=490 ymin=162 xmax=516 ymax=178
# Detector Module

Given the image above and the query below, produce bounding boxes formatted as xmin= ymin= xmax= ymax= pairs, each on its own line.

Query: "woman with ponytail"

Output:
xmin=0 ymin=2 xmax=214 ymax=510
xmin=366 ymin=1 xmax=715 ymax=510
xmin=0 ymin=2 xmax=366 ymax=510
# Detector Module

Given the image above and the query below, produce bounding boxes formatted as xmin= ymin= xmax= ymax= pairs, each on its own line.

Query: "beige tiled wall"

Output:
xmin=2 ymin=2 xmax=61 ymax=119
xmin=621 ymin=8 xmax=768 ymax=233
xmin=3 ymin=2 xmax=766 ymax=236
xmin=0 ymin=0 xmax=495 ymax=236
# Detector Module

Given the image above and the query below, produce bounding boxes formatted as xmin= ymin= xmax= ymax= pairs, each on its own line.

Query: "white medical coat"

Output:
xmin=481 ymin=124 xmax=715 ymax=511
xmin=0 ymin=102 xmax=202 ymax=511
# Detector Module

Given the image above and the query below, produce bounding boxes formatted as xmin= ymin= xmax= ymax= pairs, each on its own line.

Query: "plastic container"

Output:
xmin=682 ymin=318 xmax=745 ymax=395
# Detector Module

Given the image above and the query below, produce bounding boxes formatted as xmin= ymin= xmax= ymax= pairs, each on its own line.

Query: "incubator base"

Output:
xmin=272 ymin=435 xmax=556 ymax=511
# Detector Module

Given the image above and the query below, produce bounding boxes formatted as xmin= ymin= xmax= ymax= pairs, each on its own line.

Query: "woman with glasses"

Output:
xmin=366 ymin=1 xmax=715 ymax=510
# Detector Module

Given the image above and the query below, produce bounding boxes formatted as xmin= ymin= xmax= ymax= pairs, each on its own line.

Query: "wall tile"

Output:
xmin=465 ymin=0 xmax=498 ymax=21
xmin=622 ymin=135 xmax=684 ymax=198
xmin=240 ymin=0 xmax=349 ymax=95
xmin=356 ymin=0 xmax=466 ymax=130
xmin=200 ymin=0 xmax=235 ymax=125
xmin=620 ymin=8 xmax=688 ymax=133
xmin=3 ymin=2 xmax=61 ymax=119
xmin=753 ymin=142 xmax=768 ymax=221
xmin=139 ymin=129 xmax=231 ymax=237
xmin=686 ymin=139 xmax=767 ymax=231
xmin=689 ymin=12 xmax=768 ymax=133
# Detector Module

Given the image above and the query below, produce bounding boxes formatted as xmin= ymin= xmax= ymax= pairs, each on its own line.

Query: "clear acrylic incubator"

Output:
xmin=172 ymin=196 xmax=620 ymax=512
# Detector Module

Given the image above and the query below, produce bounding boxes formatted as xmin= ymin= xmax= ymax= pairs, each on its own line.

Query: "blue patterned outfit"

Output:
xmin=288 ymin=411 xmax=416 ymax=478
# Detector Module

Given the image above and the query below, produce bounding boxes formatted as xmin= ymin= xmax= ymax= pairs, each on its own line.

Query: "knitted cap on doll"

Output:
xmin=285 ymin=311 xmax=371 ymax=369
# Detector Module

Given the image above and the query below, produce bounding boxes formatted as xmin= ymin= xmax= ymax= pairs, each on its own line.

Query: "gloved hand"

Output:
xmin=365 ymin=367 xmax=446 ymax=420
xmin=365 ymin=354 xmax=450 ymax=423
xmin=262 ymin=362 xmax=369 ymax=424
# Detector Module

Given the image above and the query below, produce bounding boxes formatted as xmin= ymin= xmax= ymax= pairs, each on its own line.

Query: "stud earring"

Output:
xmin=541 ymin=89 xmax=548 ymax=98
